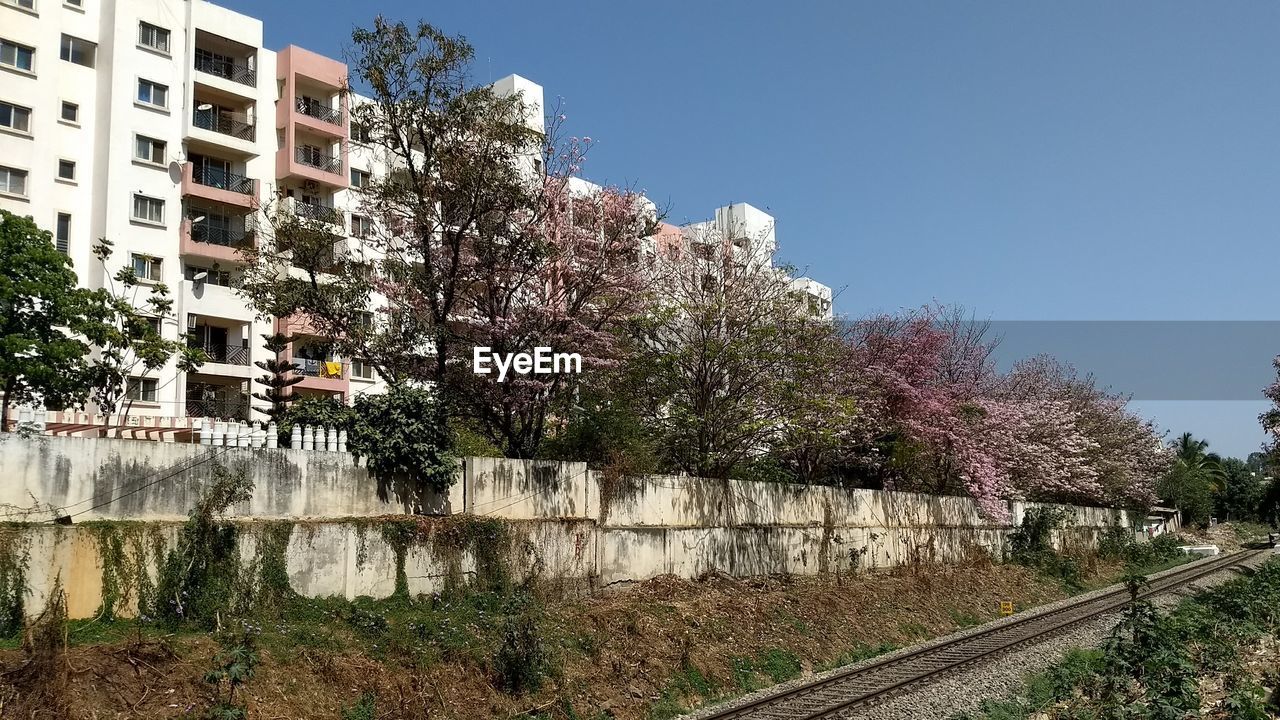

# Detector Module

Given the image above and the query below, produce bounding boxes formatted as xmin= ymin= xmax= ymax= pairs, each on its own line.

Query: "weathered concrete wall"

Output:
xmin=0 ymin=435 xmax=462 ymax=521
xmin=1 ymin=435 xmax=1136 ymax=617
xmin=8 ymin=517 xmax=599 ymax=620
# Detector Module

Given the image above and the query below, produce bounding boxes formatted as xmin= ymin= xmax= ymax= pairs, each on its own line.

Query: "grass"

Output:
xmin=817 ymin=641 xmax=898 ymax=672
xmin=949 ymin=608 xmax=983 ymax=628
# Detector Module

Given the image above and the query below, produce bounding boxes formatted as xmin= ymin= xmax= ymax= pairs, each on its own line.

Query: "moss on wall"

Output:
xmin=84 ymin=521 xmax=165 ymax=620
xmin=379 ymin=516 xmax=516 ymax=598
xmin=0 ymin=523 xmax=30 ymax=636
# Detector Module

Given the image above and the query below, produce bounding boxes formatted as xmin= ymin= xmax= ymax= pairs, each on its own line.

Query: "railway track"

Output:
xmin=697 ymin=549 xmax=1266 ymax=720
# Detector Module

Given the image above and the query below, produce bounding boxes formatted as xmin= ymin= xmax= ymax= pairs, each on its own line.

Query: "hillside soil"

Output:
xmin=0 ymin=560 xmax=1129 ymax=720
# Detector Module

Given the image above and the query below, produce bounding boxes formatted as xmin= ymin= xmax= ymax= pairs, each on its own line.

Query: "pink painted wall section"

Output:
xmin=654 ymin=222 xmax=684 ymax=259
xmin=275 ymin=45 xmax=350 ymax=187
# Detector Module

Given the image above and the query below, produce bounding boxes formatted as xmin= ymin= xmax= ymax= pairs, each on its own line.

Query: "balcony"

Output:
xmin=292 ymin=201 xmax=343 ymax=226
xmin=294 ymin=359 xmax=345 ymax=378
xmin=296 ymin=97 xmax=343 ymax=126
xmin=192 ymin=165 xmax=254 ymax=195
xmin=181 ymin=163 xmax=257 ymax=210
xmin=295 ymin=147 xmax=342 ymax=175
xmin=188 ymin=210 xmax=256 ymax=248
xmin=189 ymin=340 xmax=250 ymax=366
xmin=193 ymin=108 xmax=255 ymax=142
xmin=181 ymin=210 xmax=257 ymax=263
xmin=289 ymin=355 xmax=349 ymax=394
xmin=194 ymin=48 xmax=256 ymax=87
xmin=185 ymin=384 xmax=250 ymax=420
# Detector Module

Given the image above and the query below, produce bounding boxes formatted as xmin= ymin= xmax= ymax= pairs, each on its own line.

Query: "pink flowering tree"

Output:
xmin=238 ymin=20 xmax=657 ymax=458
xmin=840 ymin=310 xmax=1165 ymax=519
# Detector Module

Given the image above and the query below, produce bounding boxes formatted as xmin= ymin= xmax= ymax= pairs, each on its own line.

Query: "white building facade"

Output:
xmin=0 ymin=0 xmax=833 ymax=437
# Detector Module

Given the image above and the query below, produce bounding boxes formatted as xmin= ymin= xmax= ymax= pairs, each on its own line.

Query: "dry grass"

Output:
xmin=0 ymin=562 xmax=1082 ymax=720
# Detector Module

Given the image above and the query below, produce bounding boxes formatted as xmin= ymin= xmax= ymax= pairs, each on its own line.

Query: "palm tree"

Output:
xmin=1159 ymin=432 xmax=1226 ymax=526
xmin=1172 ymin=432 xmax=1226 ymax=491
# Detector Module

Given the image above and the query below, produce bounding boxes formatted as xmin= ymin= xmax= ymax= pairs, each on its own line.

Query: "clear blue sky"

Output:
xmin=230 ymin=0 xmax=1280 ymax=458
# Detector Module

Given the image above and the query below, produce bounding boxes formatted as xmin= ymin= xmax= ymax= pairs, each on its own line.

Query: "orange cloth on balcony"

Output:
xmin=322 ymin=361 xmax=343 ymax=378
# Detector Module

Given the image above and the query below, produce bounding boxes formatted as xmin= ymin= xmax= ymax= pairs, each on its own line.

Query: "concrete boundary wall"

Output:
xmin=1 ymin=436 xmax=1134 ymax=617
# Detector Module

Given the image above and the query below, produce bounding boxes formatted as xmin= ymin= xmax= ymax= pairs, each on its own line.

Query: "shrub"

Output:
xmin=1008 ymin=507 xmax=1081 ymax=588
xmin=348 ymin=386 xmax=457 ymax=500
xmin=203 ymin=631 xmax=259 ymax=720
xmin=493 ymin=592 xmax=549 ymax=694
xmin=279 ymin=395 xmax=356 ymax=446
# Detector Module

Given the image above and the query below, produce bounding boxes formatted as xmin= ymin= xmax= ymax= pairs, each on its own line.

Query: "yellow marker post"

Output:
xmin=999 ymin=601 xmax=1014 ymax=617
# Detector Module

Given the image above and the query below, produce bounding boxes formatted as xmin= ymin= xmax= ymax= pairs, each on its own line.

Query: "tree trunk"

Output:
xmin=0 ymin=377 xmax=12 ymax=432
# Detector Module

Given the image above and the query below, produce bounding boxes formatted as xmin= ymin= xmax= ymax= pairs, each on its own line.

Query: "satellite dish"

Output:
xmin=193 ymin=271 xmax=209 ymax=282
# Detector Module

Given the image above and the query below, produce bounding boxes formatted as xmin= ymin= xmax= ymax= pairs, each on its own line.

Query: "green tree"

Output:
xmin=0 ymin=211 xmax=107 ymax=427
xmin=1215 ymin=456 xmax=1266 ymax=522
xmin=627 ymin=226 xmax=842 ymax=478
xmin=87 ymin=238 xmax=205 ymax=421
xmin=1158 ymin=432 xmax=1225 ymax=526
xmin=250 ymin=332 xmax=302 ymax=424
xmin=347 ymin=385 xmax=456 ymax=508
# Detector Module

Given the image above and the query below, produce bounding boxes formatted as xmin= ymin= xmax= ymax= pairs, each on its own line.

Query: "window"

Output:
xmin=351 ymin=359 xmax=374 ymax=380
xmin=137 ymin=22 xmax=169 ymax=53
xmin=57 ymin=159 xmax=75 ymax=181
xmin=0 ymin=166 xmax=27 ymax=197
xmin=125 ymin=377 xmax=158 ymax=402
xmin=59 ymin=34 xmax=95 ymax=67
xmin=136 ymin=79 xmax=167 ymax=108
xmin=130 ymin=253 xmax=162 ymax=281
xmin=131 ymin=194 xmax=164 ymax=225
xmin=351 ymin=214 xmax=373 ymax=238
xmin=64 ymin=0 xmax=81 ymax=6
xmin=351 ymin=122 xmax=371 ymax=143
xmin=350 ymin=168 xmax=370 ymax=188
xmin=134 ymin=135 xmax=165 ymax=164
xmin=145 ymin=316 xmax=162 ymax=334
xmin=60 ymin=100 xmax=77 ymax=123
xmin=55 ymin=213 xmax=70 ymax=253
xmin=0 ymin=101 xmax=30 ymax=132
xmin=3 ymin=0 xmax=36 ymax=10
xmin=0 ymin=40 xmax=34 ymax=73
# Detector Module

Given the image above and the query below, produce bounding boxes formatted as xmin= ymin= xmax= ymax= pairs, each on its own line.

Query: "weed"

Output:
xmin=494 ymin=591 xmax=549 ymax=694
xmin=340 ymin=692 xmax=378 ymax=720
xmin=202 ymin=630 xmax=259 ymax=720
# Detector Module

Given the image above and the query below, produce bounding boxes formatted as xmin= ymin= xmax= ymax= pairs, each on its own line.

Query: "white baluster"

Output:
xmin=267 ymin=421 xmax=278 ymax=449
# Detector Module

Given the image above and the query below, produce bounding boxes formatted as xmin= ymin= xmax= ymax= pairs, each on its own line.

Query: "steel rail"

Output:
xmin=700 ymin=549 xmax=1264 ymax=720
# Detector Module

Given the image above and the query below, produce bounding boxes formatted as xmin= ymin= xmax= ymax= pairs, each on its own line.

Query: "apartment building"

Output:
xmin=660 ymin=202 xmax=835 ymax=320
xmin=0 ymin=0 xmax=280 ymax=425
xmin=0 ymin=0 xmax=832 ymax=434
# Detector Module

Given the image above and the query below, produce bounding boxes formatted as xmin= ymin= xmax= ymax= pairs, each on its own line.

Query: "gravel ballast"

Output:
xmin=685 ymin=550 xmax=1272 ymax=720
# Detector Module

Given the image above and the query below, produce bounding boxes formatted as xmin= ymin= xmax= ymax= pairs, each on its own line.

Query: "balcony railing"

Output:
xmin=185 ymin=396 xmax=251 ymax=420
xmin=193 ymin=108 xmax=255 ymax=142
xmin=191 ymin=165 xmax=254 ymax=195
xmin=295 ymin=97 xmax=343 ymax=126
xmin=194 ymin=49 xmax=256 ymax=87
xmin=294 ymin=358 xmax=345 ymax=379
xmin=294 ymin=147 xmax=342 ymax=175
xmin=188 ymin=341 xmax=250 ymax=366
xmin=189 ymin=216 xmax=256 ymax=248
xmin=292 ymin=202 xmax=343 ymax=226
